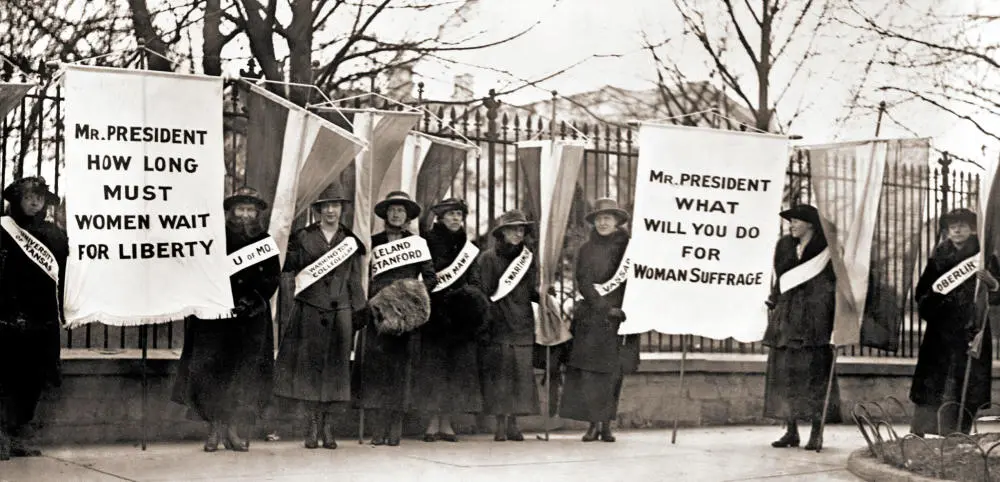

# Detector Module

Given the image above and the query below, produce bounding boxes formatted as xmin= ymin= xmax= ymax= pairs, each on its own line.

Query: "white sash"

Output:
xmin=490 ymin=247 xmax=533 ymax=302
xmin=371 ymin=236 xmax=432 ymax=278
xmin=432 ymin=240 xmax=480 ymax=293
xmin=778 ymin=247 xmax=830 ymax=294
xmin=228 ymin=236 xmax=280 ymax=275
xmin=594 ymin=257 xmax=630 ymax=297
xmin=932 ymin=254 xmax=979 ymax=295
xmin=294 ymin=236 xmax=360 ymax=296
xmin=0 ymin=216 xmax=58 ymax=282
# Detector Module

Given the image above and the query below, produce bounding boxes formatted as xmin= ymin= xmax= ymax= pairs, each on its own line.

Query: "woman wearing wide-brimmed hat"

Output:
xmin=559 ymin=198 xmax=640 ymax=443
xmin=476 ymin=209 xmax=541 ymax=441
xmin=0 ymin=177 xmax=67 ymax=460
xmin=762 ymin=204 xmax=842 ymax=451
xmin=273 ymin=184 xmax=366 ymax=449
xmin=357 ymin=191 xmax=437 ymax=446
xmin=411 ymin=198 xmax=488 ymax=442
xmin=172 ymin=186 xmax=281 ymax=453
xmin=909 ymin=208 xmax=999 ymax=436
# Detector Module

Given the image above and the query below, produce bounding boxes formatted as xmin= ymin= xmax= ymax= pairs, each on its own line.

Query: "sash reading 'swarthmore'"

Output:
xmin=371 ymin=236 xmax=432 ymax=278
xmin=779 ymin=247 xmax=831 ymax=294
xmin=432 ymin=240 xmax=480 ymax=293
xmin=490 ymin=246 xmax=533 ymax=302
xmin=932 ymin=254 xmax=979 ymax=296
xmin=294 ymin=236 xmax=359 ymax=295
xmin=594 ymin=256 xmax=631 ymax=297
xmin=0 ymin=216 xmax=59 ymax=282
xmin=228 ymin=236 xmax=280 ymax=275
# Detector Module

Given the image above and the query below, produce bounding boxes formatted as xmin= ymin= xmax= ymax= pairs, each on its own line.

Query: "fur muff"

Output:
xmin=442 ymin=284 xmax=490 ymax=342
xmin=369 ymin=278 xmax=432 ymax=335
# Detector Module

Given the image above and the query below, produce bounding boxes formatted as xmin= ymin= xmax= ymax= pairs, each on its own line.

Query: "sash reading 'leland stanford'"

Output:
xmin=778 ymin=247 xmax=831 ymax=294
xmin=294 ymin=236 xmax=359 ymax=295
xmin=0 ymin=216 xmax=59 ymax=282
xmin=490 ymin=246 xmax=533 ymax=302
xmin=228 ymin=236 xmax=280 ymax=275
xmin=932 ymin=254 xmax=979 ymax=296
xmin=371 ymin=236 xmax=432 ymax=278
xmin=432 ymin=240 xmax=480 ymax=293
xmin=594 ymin=257 xmax=631 ymax=297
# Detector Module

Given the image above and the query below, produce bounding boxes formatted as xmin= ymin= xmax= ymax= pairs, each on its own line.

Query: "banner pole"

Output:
xmin=817 ymin=347 xmax=837 ymax=453
xmin=141 ymin=325 xmax=148 ymax=451
xmin=357 ymin=328 xmax=366 ymax=444
xmin=671 ymin=335 xmax=688 ymax=444
xmin=544 ymin=344 xmax=551 ymax=441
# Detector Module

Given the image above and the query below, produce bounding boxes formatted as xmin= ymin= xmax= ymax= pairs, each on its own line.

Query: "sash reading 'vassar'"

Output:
xmin=432 ymin=240 xmax=480 ymax=293
xmin=594 ymin=256 xmax=630 ymax=297
xmin=490 ymin=246 xmax=533 ymax=302
xmin=932 ymin=254 xmax=979 ymax=296
xmin=294 ymin=236 xmax=359 ymax=296
xmin=778 ymin=247 xmax=831 ymax=294
xmin=0 ymin=216 xmax=59 ymax=282
xmin=228 ymin=236 xmax=280 ymax=275
xmin=370 ymin=235 xmax=432 ymax=278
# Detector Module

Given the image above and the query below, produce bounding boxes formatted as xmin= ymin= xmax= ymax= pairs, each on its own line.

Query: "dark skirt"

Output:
xmin=559 ymin=366 xmax=623 ymax=422
xmin=0 ymin=323 xmax=60 ymax=433
xmin=274 ymin=304 xmax=353 ymax=405
xmin=911 ymin=403 xmax=976 ymax=436
xmin=411 ymin=334 xmax=483 ymax=413
xmin=763 ymin=345 xmax=842 ymax=423
xmin=357 ymin=324 xmax=414 ymax=412
xmin=479 ymin=343 xmax=539 ymax=416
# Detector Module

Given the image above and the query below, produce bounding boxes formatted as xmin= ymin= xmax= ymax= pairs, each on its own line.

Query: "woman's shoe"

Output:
xmin=321 ymin=417 xmax=337 ymax=450
xmin=804 ymin=421 xmax=823 ymax=451
xmin=582 ymin=423 xmax=599 ymax=442
xmin=0 ymin=430 xmax=10 ymax=461
xmin=203 ymin=422 xmax=222 ymax=452
xmin=305 ymin=413 xmax=320 ymax=449
xmin=386 ymin=438 xmax=400 ymax=446
xmin=506 ymin=417 xmax=524 ymax=442
xmin=494 ymin=415 xmax=507 ymax=441
xmin=370 ymin=437 xmax=388 ymax=446
xmin=771 ymin=431 xmax=800 ymax=448
xmin=598 ymin=422 xmax=616 ymax=443
xmin=423 ymin=433 xmax=437 ymax=442
xmin=224 ymin=425 xmax=249 ymax=452
xmin=437 ymin=432 xmax=458 ymax=442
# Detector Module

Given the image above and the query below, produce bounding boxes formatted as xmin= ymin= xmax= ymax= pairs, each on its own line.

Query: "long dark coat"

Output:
xmin=357 ymin=230 xmax=437 ymax=412
xmin=0 ymin=210 xmax=67 ymax=434
xmin=910 ymin=236 xmax=996 ymax=434
xmin=273 ymin=223 xmax=366 ymax=407
xmin=762 ymin=233 xmax=842 ymax=422
xmin=171 ymin=229 xmax=281 ymax=427
xmin=411 ymin=222 xmax=486 ymax=413
xmin=560 ymin=228 xmax=640 ymax=423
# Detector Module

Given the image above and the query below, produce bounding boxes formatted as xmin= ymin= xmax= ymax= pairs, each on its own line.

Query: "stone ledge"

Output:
xmin=846 ymin=447 xmax=955 ymax=482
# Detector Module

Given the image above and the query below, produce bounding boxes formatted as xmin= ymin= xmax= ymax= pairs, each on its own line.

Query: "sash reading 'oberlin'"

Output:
xmin=594 ymin=256 xmax=631 ymax=297
xmin=371 ymin=236 xmax=432 ymax=278
xmin=490 ymin=246 xmax=533 ymax=302
xmin=432 ymin=240 xmax=480 ymax=293
xmin=778 ymin=247 xmax=831 ymax=294
xmin=0 ymin=216 xmax=59 ymax=283
xmin=294 ymin=236 xmax=359 ymax=296
xmin=228 ymin=236 xmax=280 ymax=276
xmin=932 ymin=254 xmax=979 ymax=296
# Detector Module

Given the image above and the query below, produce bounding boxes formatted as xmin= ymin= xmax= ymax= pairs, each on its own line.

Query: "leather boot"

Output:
xmin=771 ymin=421 xmax=800 ymax=448
xmin=321 ymin=413 xmax=337 ymax=449
xmin=494 ymin=415 xmax=507 ymax=442
xmin=387 ymin=412 xmax=402 ymax=446
xmin=582 ymin=422 xmax=599 ymax=442
xmin=224 ymin=423 xmax=249 ymax=452
xmin=599 ymin=421 xmax=616 ymax=443
xmin=9 ymin=437 xmax=41 ymax=457
xmin=305 ymin=411 xmax=320 ymax=449
xmin=804 ymin=420 xmax=823 ymax=451
xmin=0 ymin=429 xmax=10 ymax=461
xmin=203 ymin=421 xmax=222 ymax=452
xmin=506 ymin=416 xmax=524 ymax=441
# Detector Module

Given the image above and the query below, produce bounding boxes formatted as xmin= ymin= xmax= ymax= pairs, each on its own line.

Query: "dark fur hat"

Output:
xmin=369 ymin=278 xmax=431 ymax=335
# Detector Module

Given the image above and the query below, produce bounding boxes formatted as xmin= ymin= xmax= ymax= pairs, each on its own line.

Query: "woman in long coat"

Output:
xmin=763 ymin=204 xmax=841 ymax=451
xmin=273 ymin=185 xmax=366 ymax=449
xmin=559 ymin=198 xmax=640 ymax=443
xmin=172 ymin=187 xmax=281 ymax=452
xmin=910 ymin=208 xmax=998 ymax=436
xmin=412 ymin=198 xmax=487 ymax=442
xmin=358 ymin=191 xmax=437 ymax=446
xmin=477 ymin=209 xmax=541 ymax=442
xmin=0 ymin=177 xmax=67 ymax=460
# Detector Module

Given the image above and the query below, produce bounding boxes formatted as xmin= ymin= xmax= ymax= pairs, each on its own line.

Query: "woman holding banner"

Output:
xmin=0 ymin=177 xmax=67 ymax=461
xmin=358 ymin=191 xmax=437 ymax=446
xmin=273 ymin=185 xmax=367 ymax=449
xmin=412 ymin=198 xmax=488 ymax=442
xmin=763 ymin=204 xmax=841 ymax=451
xmin=559 ymin=198 xmax=640 ymax=443
xmin=910 ymin=208 xmax=999 ymax=436
xmin=477 ymin=209 xmax=541 ymax=442
xmin=172 ymin=187 xmax=281 ymax=453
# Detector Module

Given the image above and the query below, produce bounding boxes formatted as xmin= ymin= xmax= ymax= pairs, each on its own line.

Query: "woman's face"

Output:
xmin=788 ymin=218 xmax=814 ymax=239
xmin=440 ymin=209 xmax=464 ymax=232
xmin=315 ymin=201 xmax=343 ymax=227
xmin=948 ymin=221 xmax=973 ymax=245
xmin=385 ymin=204 xmax=408 ymax=228
xmin=501 ymin=225 xmax=525 ymax=245
xmin=594 ymin=213 xmax=618 ymax=236
xmin=20 ymin=192 xmax=45 ymax=217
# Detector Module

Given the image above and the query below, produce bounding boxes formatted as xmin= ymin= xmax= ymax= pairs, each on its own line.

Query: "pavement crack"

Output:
xmin=719 ymin=467 xmax=846 ymax=481
xmin=44 ymin=455 xmax=139 ymax=482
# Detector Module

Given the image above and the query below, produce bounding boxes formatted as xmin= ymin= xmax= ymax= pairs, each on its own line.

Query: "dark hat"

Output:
xmin=779 ymin=204 xmax=821 ymax=226
xmin=374 ymin=191 xmax=421 ymax=220
xmin=3 ymin=176 xmax=59 ymax=205
xmin=224 ymin=186 xmax=268 ymax=211
xmin=491 ymin=209 xmax=534 ymax=237
xmin=585 ymin=197 xmax=629 ymax=225
xmin=312 ymin=184 xmax=352 ymax=206
xmin=432 ymin=197 xmax=469 ymax=216
xmin=942 ymin=208 xmax=977 ymax=228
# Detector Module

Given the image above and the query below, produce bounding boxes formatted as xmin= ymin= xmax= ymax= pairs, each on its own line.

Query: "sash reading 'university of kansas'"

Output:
xmin=778 ymin=247 xmax=830 ymax=294
xmin=294 ymin=236 xmax=359 ymax=295
xmin=490 ymin=246 xmax=533 ymax=302
xmin=229 ymin=236 xmax=280 ymax=275
xmin=0 ymin=216 xmax=59 ymax=282
xmin=932 ymin=254 xmax=979 ymax=296
xmin=594 ymin=257 xmax=630 ymax=297
xmin=432 ymin=240 xmax=480 ymax=293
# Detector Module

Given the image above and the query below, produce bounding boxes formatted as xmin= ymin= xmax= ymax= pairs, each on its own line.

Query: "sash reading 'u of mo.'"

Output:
xmin=432 ymin=240 xmax=480 ymax=293
xmin=228 ymin=236 xmax=280 ymax=275
xmin=778 ymin=247 xmax=831 ymax=294
xmin=371 ymin=236 xmax=432 ymax=278
xmin=294 ymin=236 xmax=360 ymax=295
xmin=933 ymin=254 xmax=979 ymax=296
xmin=490 ymin=246 xmax=533 ymax=302
xmin=0 ymin=216 xmax=59 ymax=282
xmin=595 ymin=257 xmax=631 ymax=297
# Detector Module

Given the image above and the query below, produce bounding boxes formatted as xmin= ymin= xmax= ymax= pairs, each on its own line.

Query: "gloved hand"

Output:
xmin=608 ymin=307 xmax=627 ymax=323
xmin=765 ymin=300 xmax=775 ymax=310
xmin=232 ymin=296 xmax=256 ymax=317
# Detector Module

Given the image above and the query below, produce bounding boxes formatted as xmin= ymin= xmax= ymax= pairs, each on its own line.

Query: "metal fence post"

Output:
xmin=484 ymin=89 xmax=499 ymax=231
xmin=940 ymin=152 xmax=952 ymax=214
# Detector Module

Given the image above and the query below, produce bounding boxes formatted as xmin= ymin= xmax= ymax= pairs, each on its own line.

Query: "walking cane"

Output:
xmin=817 ymin=346 xmax=837 ymax=453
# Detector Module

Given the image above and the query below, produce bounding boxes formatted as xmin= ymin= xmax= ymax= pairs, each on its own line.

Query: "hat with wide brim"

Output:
xmin=431 ymin=197 xmax=469 ymax=216
xmin=491 ymin=209 xmax=534 ymax=236
xmin=3 ymin=176 xmax=60 ymax=205
xmin=585 ymin=197 xmax=629 ymax=225
xmin=312 ymin=184 xmax=352 ymax=206
xmin=779 ymin=204 xmax=821 ymax=226
xmin=941 ymin=208 xmax=977 ymax=230
xmin=374 ymin=191 xmax=421 ymax=220
xmin=224 ymin=186 xmax=268 ymax=211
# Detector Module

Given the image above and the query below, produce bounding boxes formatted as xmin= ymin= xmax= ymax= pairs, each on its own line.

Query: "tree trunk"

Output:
xmin=756 ymin=0 xmax=773 ymax=132
xmin=287 ymin=0 xmax=314 ymax=106
xmin=238 ymin=0 xmax=282 ymax=84
xmin=202 ymin=0 xmax=222 ymax=76
xmin=126 ymin=0 xmax=173 ymax=71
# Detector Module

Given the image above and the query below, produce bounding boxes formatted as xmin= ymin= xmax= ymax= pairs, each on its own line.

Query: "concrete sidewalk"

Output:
xmin=1 ymin=425 xmax=866 ymax=481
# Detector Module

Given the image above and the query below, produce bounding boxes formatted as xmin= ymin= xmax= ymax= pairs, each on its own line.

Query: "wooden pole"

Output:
xmin=357 ymin=328 xmax=366 ymax=444
xmin=817 ymin=347 xmax=837 ymax=453
xmin=671 ymin=336 xmax=689 ymax=444
xmin=141 ymin=325 xmax=148 ymax=451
